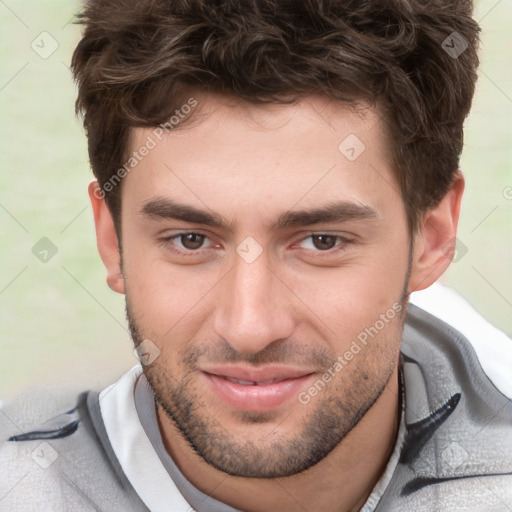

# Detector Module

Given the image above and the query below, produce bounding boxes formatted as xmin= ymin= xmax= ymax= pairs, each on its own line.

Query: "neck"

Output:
xmin=157 ymin=366 xmax=402 ymax=512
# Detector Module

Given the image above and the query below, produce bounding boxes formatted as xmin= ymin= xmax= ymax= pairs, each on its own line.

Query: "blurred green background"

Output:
xmin=1 ymin=0 xmax=511 ymax=401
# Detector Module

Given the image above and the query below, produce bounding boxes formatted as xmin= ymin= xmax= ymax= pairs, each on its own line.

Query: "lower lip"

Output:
xmin=202 ymin=372 xmax=314 ymax=411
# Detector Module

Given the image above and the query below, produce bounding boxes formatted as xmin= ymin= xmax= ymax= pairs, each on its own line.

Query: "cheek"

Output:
xmin=284 ymin=249 xmax=407 ymax=339
xmin=122 ymin=246 xmax=220 ymax=338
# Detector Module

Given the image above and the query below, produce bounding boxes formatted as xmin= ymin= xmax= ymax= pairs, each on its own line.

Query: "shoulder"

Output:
xmin=409 ymin=282 xmax=512 ymax=399
xmin=0 ymin=390 xmax=148 ymax=511
xmin=383 ymin=284 xmax=512 ymax=511
xmin=403 ymin=284 xmax=512 ymax=454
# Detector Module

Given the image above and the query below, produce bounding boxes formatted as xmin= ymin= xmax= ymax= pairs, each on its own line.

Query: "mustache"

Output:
xmin=181 ymin=340 xmax=334 ymax=370
xmin=127 ymin=302 xmax=335 ymax=370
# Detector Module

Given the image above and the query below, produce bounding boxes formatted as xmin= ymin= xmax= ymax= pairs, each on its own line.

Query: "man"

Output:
xmin=1 ymin=0 xmax=511 ymax=510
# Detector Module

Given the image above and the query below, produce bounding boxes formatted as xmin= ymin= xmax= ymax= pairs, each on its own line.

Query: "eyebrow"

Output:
xmin=140 ymin=197 xmax=378 ymax=231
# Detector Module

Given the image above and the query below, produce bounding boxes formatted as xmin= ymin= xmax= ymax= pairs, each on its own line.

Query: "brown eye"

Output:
xmin=180 ymin=233 xmax=206 ymax=250
xmin=311 ymin=234 xmax=338 ymax=250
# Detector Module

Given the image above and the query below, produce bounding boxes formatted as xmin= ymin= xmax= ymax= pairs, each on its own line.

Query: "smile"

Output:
xmin=200 ymin=365 xmax=316 ymax=411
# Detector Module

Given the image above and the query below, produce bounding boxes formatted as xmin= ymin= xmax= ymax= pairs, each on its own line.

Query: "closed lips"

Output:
xmin=213 ymin=375 xmax=298 ymax=386
xmin=201 ymin=365 xmax=314 ymax=383
xmin=201 ymin=366 xmax=317 ymax=411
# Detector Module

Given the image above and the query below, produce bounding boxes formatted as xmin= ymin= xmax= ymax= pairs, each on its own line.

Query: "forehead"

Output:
xmin=123 ymin=93 xmax=399 ymax=224
xmin=145 ymin=91 xmax=385 ymax=150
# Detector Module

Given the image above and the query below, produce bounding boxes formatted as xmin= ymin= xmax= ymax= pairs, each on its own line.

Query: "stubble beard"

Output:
xmin=124 ymin=241 xmax=412 ymax=478
xmin=127 ymin=306 xmax=405 ymax=478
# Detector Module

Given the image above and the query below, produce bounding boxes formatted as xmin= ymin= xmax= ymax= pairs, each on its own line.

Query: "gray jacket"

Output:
xmin=1 ymin=304 xmax=511 ymax=511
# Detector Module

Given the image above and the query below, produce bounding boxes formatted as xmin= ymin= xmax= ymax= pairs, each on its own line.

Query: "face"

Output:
xmin=117 ymin=94 xmax=413 ymax=478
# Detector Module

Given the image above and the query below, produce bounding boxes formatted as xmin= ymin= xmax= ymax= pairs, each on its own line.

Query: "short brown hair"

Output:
xmin=71 ymin=0 xmax=480 ymax=233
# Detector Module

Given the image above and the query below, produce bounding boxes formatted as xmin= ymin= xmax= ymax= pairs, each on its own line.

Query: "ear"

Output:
xmin=88 ymin=181 xmax=125 ymax=294
xmin=408 ymin=172 xmax=465 ymax=293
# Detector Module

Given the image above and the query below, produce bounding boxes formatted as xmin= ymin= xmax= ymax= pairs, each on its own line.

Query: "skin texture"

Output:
xmin=89 ymin=93 xmax=464 ymax=512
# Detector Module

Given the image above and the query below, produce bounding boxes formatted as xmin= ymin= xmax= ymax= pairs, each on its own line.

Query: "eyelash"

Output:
xmin=159 ymin=232 xmax=354 ymax=256
xmin=159 ymin=232 xmax=216 ymax=256
xmin=294 ymin=234 xmax=354 ymax=255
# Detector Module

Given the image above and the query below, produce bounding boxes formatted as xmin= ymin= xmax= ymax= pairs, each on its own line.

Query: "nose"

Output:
xmin=212 ymin=253 xmax=295 ymax=354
